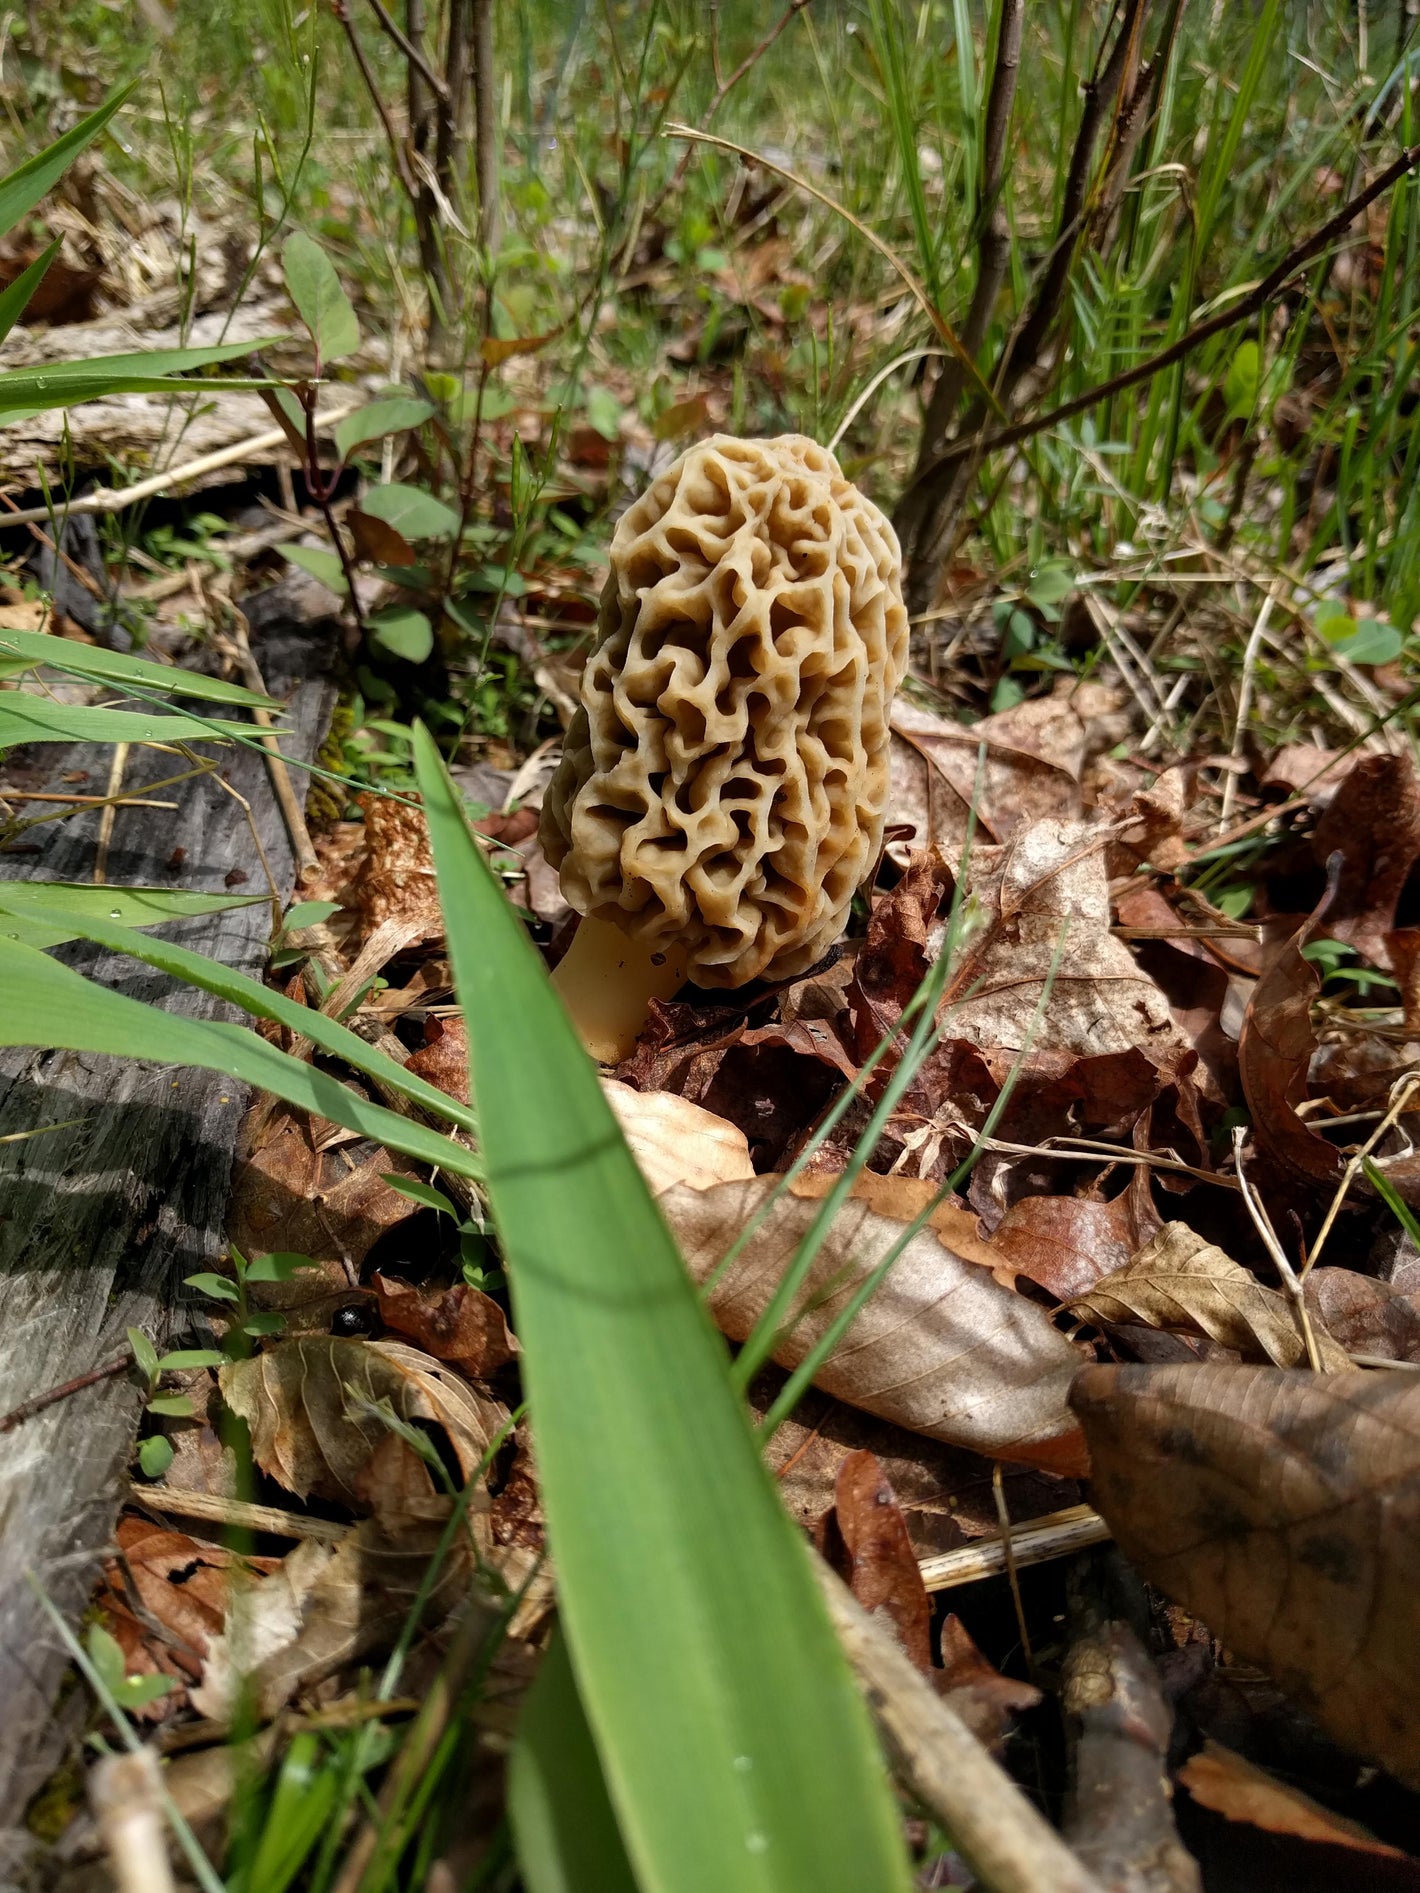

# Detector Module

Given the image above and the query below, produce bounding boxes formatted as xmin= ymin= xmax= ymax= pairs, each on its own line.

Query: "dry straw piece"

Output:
xmin=543 ymin=434 xmax=909 ymax=1059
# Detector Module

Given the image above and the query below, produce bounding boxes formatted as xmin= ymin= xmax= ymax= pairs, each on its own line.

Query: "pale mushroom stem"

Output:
xmin=551 ymin=915 xmax=689 ymax=1065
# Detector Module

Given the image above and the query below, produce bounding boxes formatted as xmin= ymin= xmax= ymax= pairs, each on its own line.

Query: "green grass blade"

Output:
xmin=0 ymin=883 xmax=264 ymax=951
xmin=508 ymin=1633 xmax=639 ymax=1893
xmin=0 ymin=84 xmax=136 ymax=242
xmin=0 ymin=896 xmax=479 ymax=1139
xmin=0 ymin=240 xmax=59 ymax=347
xmin=0 ymin=628 xmax=275 ymax=706
xmin=0 ymin=341 xmax=278 ymax=418
xmin=412 ymin=724 xmax=911 ymax=1893
xmin=0 ymin=697 xmax=266 ymax=750
xmin=0 ymin=938 xmax=481 ymax=1178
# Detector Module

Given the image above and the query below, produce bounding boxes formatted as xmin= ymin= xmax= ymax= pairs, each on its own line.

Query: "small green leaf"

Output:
xmin=156 ymin=1349 xmax=225 ymax=1372
xmin=335 ymin=398 xmax=435 ymax=461
xmin=244 ymin=1250 xmax=314 ymax=1283
xmin=360 ymin=483 xmax=461 ymax=539
xmin=137 ymin=1433 xmax=175 ymax=1479
xmin=284 ymin=543 xmax=349 ymax=596
xmin=370 ymin=606 xmax=434 ymax=664
xmin=146 ymin=1393 xmax=196 ymax=1417
xmin=114 ymin=1672 xmax=176 ymax=1709
xmin=384 ymin=1174 xmax=458 ymax=1218
xmin=184 ymin=1273 xmax=241 ymax=1302
xmin=281 ymin=899 xmax=341 ymax=933
xmin=282 ymin=232 xmax=360 ymax=364
xmin=242 ymin=1312 xmax=289 ymax=1337
xmin=1330 ymin=618 xmax=1403 ymax=667
xmin=1224 ymin=339 xmax=1260 ymax=418
xmin=126 ymin=1326 xmax=160 ymax=1383
xmin=85 ymin=1624 xmax=128 ymax=1694
xmin=585 ymin=385 xmax=623 ymax=441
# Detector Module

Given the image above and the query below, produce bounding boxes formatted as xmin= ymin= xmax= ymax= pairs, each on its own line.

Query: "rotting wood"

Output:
xmin=0 ymin=581 xmax=339 ymax=1818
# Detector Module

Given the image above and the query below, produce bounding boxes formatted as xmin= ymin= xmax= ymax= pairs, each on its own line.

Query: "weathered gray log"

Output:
xmin=0 ymin=585 xmax=338 ymax=1817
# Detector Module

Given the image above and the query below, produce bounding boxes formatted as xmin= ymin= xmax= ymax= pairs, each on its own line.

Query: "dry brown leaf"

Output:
xmin=1178 ymin=1739 xmax=1408 ymax=1858
xmin=944 ymin=818 xmax=1190 ymax=1065
xmin=228 ymin=1107 xmax=421 ymax=1272
xmin=993 ymin=1192 xmax=1151 ymax=1302
xmin=889 ymin=696 xmax=1086 ymax=857
xmin=1239 ymin=875 xmax=1344 ymax=1186
xmin=1071 ymin=1363 xmax=1420 ymax=1787
xmin=821 ymin=1450 xmax=932 ymax=1672
xmin=937 ymin=1612 xmax=1042 ymax=1749
xmin=220 ymin=1337 xmax=506 ymax=1524
xmin=373 ymin=1272 xmax=519 ymax=1375
xmin=601 ymin=1079 xmax=755 ymax=1192
xmin=664 ymin=1174 xmax=1088 ymax=1473
xmin=1310 ymin=752 xmax=1420 ymax=970
xmin=1305 ymin=1267 xmax=1420 ymax=1364
xmin=1070 ymin=1224 xmax=1353 ymax=1370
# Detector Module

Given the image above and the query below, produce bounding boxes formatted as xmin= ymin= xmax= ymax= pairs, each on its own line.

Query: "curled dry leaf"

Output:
xmin=1071 ymin=1363 xmax=1420 ymax=1787
xmin=228 ymin=1106 xmax=422 ymax=1273
xmin=937 ymin=1613 xmax=1042 ymax=1750
xmin=1070 ymin=1224 xmax=1353 ymax=1370
xmin=1239 ymin=870 xmax=1344 ymax=1186
xmin=601 ymin=1078 xmax=755 ymax=1192
xmin=993 ymin=1190 xmax=1155 ymax=1303
xmin=373 ymin=1272 xmax=519 ymax=1376
xmin=943 ymin=818 xmax=1191 ymax=1067
xmin=663 ymin=1174 xmax=1088 ymax=1473
xmin=1178 ymin=1739 xmax=1409 ymax=1859
xmin=889 ymin=695 xmax=1086 ymax=860
xmin=820 ymin=1449 xmax=933 ymax=1672
xmin=1310 ymin=752 xmax=1420 ymax=971
xmin=220 ymin=1336 xmax=506 ymax=1525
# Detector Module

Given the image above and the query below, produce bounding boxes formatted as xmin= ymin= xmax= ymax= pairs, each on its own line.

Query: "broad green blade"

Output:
xmin=0 ymin=896 xmax=479 ymax=1139
xmin=0 ymin=628 xmax=275 ymax=706
xmin=413 ymin=724 xmax=910 ymax=1893
xmin=0 ymin=341 xmax=278 ymax=418
xmin=0 ymin=938 xmax=480 ymax=1179
xmin=282 ymin=231 xmax=360 ymax=364
xmin=0 ymin=84 xmax=135 ymax=242
xmin=0 ymin=883 xmax=264 ymax=951
xmin=508 ymin=1634 xmax=638 ymax=1893
xmin=0 ymin=241 xmax=59 ymax=347
xmin=0 ymin=696 xmax=264 ymax=750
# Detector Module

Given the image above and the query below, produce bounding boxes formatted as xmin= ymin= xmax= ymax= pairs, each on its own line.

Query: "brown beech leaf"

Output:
xmin=1305 ymin=1267 xmax=1420 ymax=1364
xmin=943 ymin=819 xmax=1191 ymax=1066
xmin=601 ymin=1079 xmax=755 ymax=1192
xmin=993 ymin=1191 xmax=1152 ymax=1303
xmin=220 ymin=1337 xmax=506 ymax=1523
xmin=405 ymin=1014 xmax=471 ymax=1104
xmin=820 ymin=1450 xmax=932 ymax=1671
xmin=663 ymin=1174 xmax=1088 ymax=1473
xmin=228 ymin=1111 xmax=421 ymax=1272
xmin=1070 ymin=1224 xmax=1353 ymax=1370
xmin=1310 ymin=752 xmax=1420 ymax=970
xmin=937 ymin=1613 xmax=1042 ymax=1749
xmin=1070 ymin=1363 xmax=1420 ymax=1787
xmin=1239 ymin=867 xmax=1344 ymax=1185
xmin=889 ymin=695 xmax=1086 ymax=856
xmin=372 ymin=1273 xmax=518 ymax=1375
xmin=347 ymin=507 xmax=416 ymax=567
xmin=1178 ymin=1739 xmax=1409 ymax=1858
xmin=193 ymin=1512 xmax=469 ymax=1721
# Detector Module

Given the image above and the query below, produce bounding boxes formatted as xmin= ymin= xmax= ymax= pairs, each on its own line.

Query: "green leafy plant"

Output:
xmin=125 ymin=1324 xmax=224 ymax=1478
xmin=384 ymin=1173 xmax=503 ymax=1293
xmin=84 ymin=1623 xmax=175 ymax=1713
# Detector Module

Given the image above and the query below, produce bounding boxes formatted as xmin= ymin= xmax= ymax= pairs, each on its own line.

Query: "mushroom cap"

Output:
xmin=540 ymin=433 xmax=909 ymax=987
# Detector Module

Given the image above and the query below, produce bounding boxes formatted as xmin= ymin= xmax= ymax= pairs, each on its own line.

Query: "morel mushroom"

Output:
xmin=542 ymin=433 xmax=909 ymax=1062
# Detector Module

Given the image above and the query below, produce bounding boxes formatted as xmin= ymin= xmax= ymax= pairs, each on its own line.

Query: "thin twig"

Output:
xmin=814 ymin=1558 xmax=1106 ymax=1893
xmin=331 ymin=0 xmax=421 ymax=203
xmin=992 ymin=1461 xmax=1035 ymax=1674
xmin=1303 ymin=1073 xmax=1420 ymax=1278
xmin=1232 ymin=1128 xmax=1324 ymax=1370
xmin=135 ymin=1483 xmax=347 ymax=1543
xmin=1220 ymin=580 xmax=1281 ymax=826
xmin=0 ymin=1354 xmax=132 ymax=1431
xmin=218 ymin=599 xmax=319 ymax=883
xmin=92 ymin=741 xmax=129 ymax=886
xmin=917 ymin=1505 xmax=1112 ymax=1594
xmin=0 ymin=405 xmax=359 ymax=530
xmin=364 ymin=0 xmax=448 ymax=101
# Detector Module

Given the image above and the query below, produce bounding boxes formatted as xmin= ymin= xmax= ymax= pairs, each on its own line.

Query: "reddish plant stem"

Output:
xmin=1 ymin=1356 xmax=132 ymax=1433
